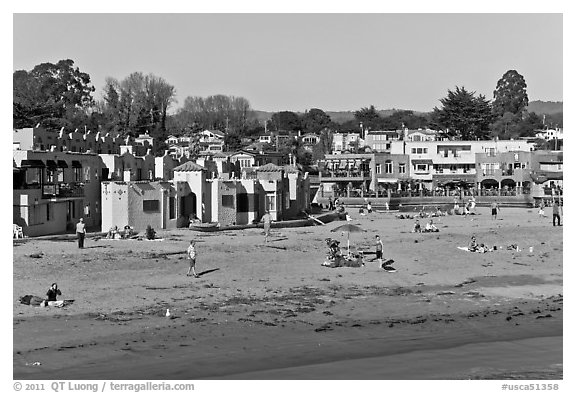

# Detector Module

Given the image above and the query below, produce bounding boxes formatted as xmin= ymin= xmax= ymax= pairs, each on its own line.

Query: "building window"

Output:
xmin=411 ymin=147 xmax=428 ymax=154
xmin=415 ymin=164 xmax=428 ymax=172
xmin=169 ymin=197 xmax=176 ymax=219
xmin=74 ymin=167 xmax=82 ymax=182
xmin=385 ymin=160 xmax=393 ymax=174
xmin=143 ymin=200 xmax=160 ymax=212
xmin=57 ymin=168 xmax=64 ymax=182
xmin=485 ymin=148 xmax=496 ymax=157
xmin=375 ymin=164 xmax=381 ymax=174
xmin=222 ymin=195 xmax=234 ymax=208
xmin=265 ymin=194 xmax=276 ymax=212
xmin=46 ymin=169 xmax=55 ymax=183
xmin=84 ymin=203 xmax=91 ymax=217
xmin=84 ymin=166 xmax=91 ymax=183
xmin=399 ymin=163 xmax=406 ymax=174
xmin=26 ymin=168 xmax=43 ymax=186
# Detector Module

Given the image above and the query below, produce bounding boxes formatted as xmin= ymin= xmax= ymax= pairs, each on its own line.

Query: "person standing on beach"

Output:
xmin=538 ymin=201 xmax=546 ymax=218
xmin=76 ymin=218 xmax=86 ymax=248
xmin=372 ymin=235 xmax=384 ymax=262
xmin=552 ymin=201 xmax=562 ymax=226
xmin=186 ymin=240 xmax=199 ymax=278
xmin=261 ymin=210 xmax=272 ymax=243
xmin=491 ymin=201 xmax=500 ymax=220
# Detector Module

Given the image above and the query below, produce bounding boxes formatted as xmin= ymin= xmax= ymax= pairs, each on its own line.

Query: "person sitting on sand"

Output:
xmin=477 ymin=243 xmax=491 ymax=253
xmin=412 ymin=220 xmax=422 ymax=233
xmin=123 ymin=225 xmax=133 ymax=238
xmin=431 ymin=207 xmax=440 ymax=217
xmin=468 ymin=235 xmax=479 ymax=252
xmin=325 ymin=238 xmax=342 ymax=259
xmin=424 ymin=219 xmax=439 ymax=232
xmin=106 ymin=225 xmax=118 ymax=239
xmin=44 ymin=283 xmax=64 ymax=307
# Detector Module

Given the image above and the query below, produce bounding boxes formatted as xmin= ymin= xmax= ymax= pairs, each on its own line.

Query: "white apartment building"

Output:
xmin=389 ymin=140 xmax=533 ymax=189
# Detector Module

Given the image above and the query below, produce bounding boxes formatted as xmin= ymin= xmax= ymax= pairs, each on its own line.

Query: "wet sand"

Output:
xmin=13 ymin=208 xmax=563 ymax=379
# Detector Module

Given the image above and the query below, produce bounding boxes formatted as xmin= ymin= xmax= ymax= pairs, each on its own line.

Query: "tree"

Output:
xmin=312 ymin=127 xmax=334 ymax=161
xmin=432 ymin=86 xmax=494 ymax=140
xmin=13 ymin=59 xmax=96 ymax=129
xmin=301 ymin=108 xmax=332 ymax=134
xmin=178 ymin=94 xmax=254 ymax=133
xmin=354 ymin=105 xmax=380 ymax=130
xmin=224 ymin=132 xmax=242 ymax=151
xmin=492 ymin=70 xmax=529 ymax=118
xmin=270 ymin=111 xmax=301 ymax=132
xmin=97 ymin=72 xmax=176 ymax=137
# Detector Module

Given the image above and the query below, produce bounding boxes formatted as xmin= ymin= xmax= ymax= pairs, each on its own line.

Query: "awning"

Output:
xmin=57 ymin=160 xmax=69 ymax=168
xmin=46 ymin=160 xmax=58 ymax=169
xmin=377 ymin=178 xmax=398 ymax=183
xmin=411 ymin=159 xmax=433 ymax=164
xmin=20 ymin=159 xmax=45 ymax=168
xmin=71 ymin=160 xmax=82 ymax=168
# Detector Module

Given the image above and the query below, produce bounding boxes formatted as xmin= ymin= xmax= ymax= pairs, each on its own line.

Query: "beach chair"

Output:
xmin=13 ymin=224 xmax=23 ymax=239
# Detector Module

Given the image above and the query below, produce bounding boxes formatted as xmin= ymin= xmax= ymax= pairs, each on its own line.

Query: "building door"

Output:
xmin=180 ymin=193 xmax=197 ymax=220
xmin=66 ymin=201 xmax=75 ymax=221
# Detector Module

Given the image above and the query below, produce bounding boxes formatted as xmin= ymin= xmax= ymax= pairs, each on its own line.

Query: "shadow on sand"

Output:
xmin=197 ymin=268 xmax=220 ymax=277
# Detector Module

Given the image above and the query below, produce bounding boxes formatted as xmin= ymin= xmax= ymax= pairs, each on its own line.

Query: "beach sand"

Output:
xmin=13 ymin=207 xmax=563 ymax=379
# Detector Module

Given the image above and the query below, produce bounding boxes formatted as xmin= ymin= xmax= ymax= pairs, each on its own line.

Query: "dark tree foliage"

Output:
xmin=492 ymin=70 xmax=529 ymax=118
xmin=432 ymin=86 xmax=494 ymax=140
xmin=379 ymin=110 xmax=430 ymax=130
xmin=13 ymin=59 xmax=95 ymax=129
xmin=301 ymin=108 xmax=332 ymax=134
xmin=224 ymin=132 xmax=242 ymax=151
xmin=353 ymin=105 xmax=380 ymax=130
xmin=270 ymin=111 xmax=302 ymax=132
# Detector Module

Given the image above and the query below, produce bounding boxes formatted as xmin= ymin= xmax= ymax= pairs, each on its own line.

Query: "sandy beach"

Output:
xmin=13 ymin=207 xmax=563 ymax=380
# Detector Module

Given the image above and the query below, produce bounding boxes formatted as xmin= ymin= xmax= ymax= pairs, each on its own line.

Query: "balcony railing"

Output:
xmin=321 ymin=170 xmax=371 ymax=178
xmin=42 ymin=182 xmax=85 ymax=198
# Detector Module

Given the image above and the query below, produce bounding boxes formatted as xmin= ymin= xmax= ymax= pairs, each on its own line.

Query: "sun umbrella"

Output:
xmin=330 ymin=223 xmax=366 ymax=255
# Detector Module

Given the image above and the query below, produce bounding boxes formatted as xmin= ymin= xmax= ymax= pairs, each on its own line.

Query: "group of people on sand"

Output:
xmin=412 ymin=219 xmax=439 ymax=233
xmin=454 ymin=197 xmax=477 ymax=216
xmin=106 ymin=225 xmax=134 ymax=240
xmin=467 ymin=235 xmax=493 ymax=253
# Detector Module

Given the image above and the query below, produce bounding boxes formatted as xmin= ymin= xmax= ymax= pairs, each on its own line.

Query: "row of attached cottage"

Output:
xmin=13 ymin=147 xmax=310 ymax=237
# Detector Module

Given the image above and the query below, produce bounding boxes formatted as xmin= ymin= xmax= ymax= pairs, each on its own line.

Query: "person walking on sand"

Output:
xmin=491 ymin=201 xmax=500 ymax=220
xmin=186 ymin=240 xmax=199 ymax=278
xmin=552 ymin=201 xmax=562 ymax=226
xmin=261 ymin=210 xmax=272 ymax=242
xmin=76 ymin=218 xmax=86 ymax=248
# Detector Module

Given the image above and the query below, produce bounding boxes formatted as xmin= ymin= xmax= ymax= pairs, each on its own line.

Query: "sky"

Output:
xmin=12 ymin=12 xmax=563 ymax=114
